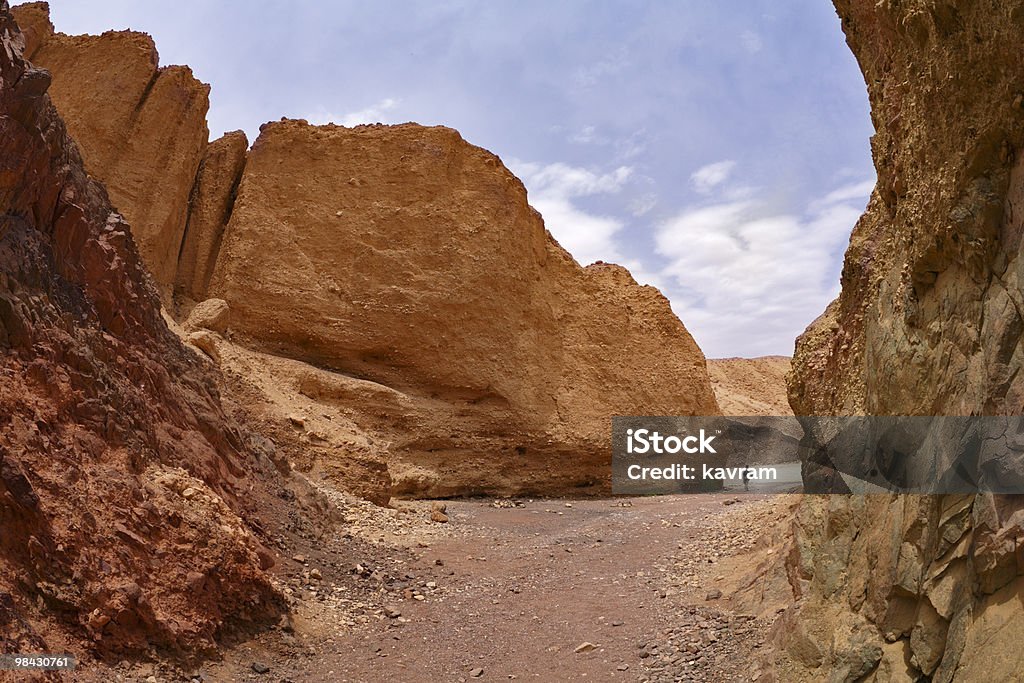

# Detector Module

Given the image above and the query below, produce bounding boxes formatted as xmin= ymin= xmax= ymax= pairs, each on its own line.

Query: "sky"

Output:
xmin=40 ymin=0 xmax=875 ymax=358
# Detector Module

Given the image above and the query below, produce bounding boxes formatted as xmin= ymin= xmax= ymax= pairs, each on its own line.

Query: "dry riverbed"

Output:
xmin=100 ymin=492 xmax=796 ymax=683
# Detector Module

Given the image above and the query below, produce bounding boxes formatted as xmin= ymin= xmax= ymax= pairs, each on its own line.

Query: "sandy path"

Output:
xmin=198 ymin=493 xmax=782 ymax=683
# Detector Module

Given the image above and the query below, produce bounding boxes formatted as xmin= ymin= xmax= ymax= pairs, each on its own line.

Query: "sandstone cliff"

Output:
xmin=785 ymin=1 xmax=1024 ymax=680
xmin=175 ymin=130 xmax=248 ymax=304
xmin=0 ymin=1 xmax=290 ymax=661
xmin=205 ymin=121 xmax=719 ymax=496
xmin=12 ymin=2 xmax=210 ymax=295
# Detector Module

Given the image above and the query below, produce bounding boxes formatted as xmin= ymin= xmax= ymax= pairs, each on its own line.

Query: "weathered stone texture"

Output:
xmin=786 ymin=1 xmax=1024 ymax=681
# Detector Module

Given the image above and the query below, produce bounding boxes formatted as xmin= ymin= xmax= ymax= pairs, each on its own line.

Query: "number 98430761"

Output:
xmin=0 ymin=654 xmax=76 ymax=670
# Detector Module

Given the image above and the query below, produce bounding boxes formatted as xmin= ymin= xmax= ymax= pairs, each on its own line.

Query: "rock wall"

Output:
xmin=0 ymin=1 xmax=286 ymax=660
xmin=207 ymin=121 xmax=720 ymax=496
xmin=12 ymin=2 xmax=210 ymax=295
xmin=785 ymin=1 xmax=1024 ymax=680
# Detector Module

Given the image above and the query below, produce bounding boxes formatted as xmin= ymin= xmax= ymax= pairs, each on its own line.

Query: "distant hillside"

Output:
xmin=707 ymin=356 xmax=792 ymax=417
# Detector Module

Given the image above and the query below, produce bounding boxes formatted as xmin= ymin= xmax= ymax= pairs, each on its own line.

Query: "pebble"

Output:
xmin=251 ymin=662 xmax=270 ymax=674
xmin=470 ymin=667 xmax=485 ymax=678
xmin=575 ymin=642 xmax=597 ymax=653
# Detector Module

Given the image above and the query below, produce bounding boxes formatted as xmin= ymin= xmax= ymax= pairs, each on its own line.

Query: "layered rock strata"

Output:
xmin=0 ymin=1 xmax=286 ymax=660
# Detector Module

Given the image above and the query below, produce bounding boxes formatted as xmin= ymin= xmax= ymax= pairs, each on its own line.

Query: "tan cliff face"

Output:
xmin=13 ymin=2 xmax=210 ymax=295
xmin=785 ymin=1 xmax=1024 ymax=681
xmin=9 ymin=3 xmax=721 ymax=499
xmin=175 ymin=130 xmax=248 ymax=304
xmin=0 ymin=2 xmax=291 ymax=658
xmin=207 ymin=120 xmax=720 ymax=496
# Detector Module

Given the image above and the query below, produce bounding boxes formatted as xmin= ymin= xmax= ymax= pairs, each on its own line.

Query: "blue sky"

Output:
xmin=40 ymin=0 xmax=875 ymax=358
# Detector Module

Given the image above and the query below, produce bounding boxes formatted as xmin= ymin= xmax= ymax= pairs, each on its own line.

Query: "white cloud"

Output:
xmin=515 ymin=162 xmax=632 ymax=197
xmin=690 ymin=160 xmax=736 ymax=194
xmin=511 ymin=160 xmax=633 ymax=267
xmin=740 ymin=30 xmax=763 ymax=54
xmin=809 ymin=179 xmax=876 ymax=211
xmin=307 ymin=98 xmax=401 ymax=127
xmin=654 ymin=177 xmax=873 ymax=357
xmin=614 ymin=128 xmax=649 ymax=160
xmin=570 ymin=125 xmax=601 ymax=144
xmin=530 ymin=197 xmax=625 ymax=265
xmin=629 ymin=193 xmax=658 ymax=217
xmin=573 ymin=47 xmax=630 ymax=88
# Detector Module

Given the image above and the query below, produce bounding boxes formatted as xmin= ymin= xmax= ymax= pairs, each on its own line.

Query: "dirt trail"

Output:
xmin=186 ymin=493 xmax=788 ymax=683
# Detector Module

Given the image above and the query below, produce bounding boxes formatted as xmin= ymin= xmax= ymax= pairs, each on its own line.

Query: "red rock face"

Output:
xmin=0 ymin=1 xmax=283 ymax=660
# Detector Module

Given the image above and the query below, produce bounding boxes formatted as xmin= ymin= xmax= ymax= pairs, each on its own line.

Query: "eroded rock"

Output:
xmin=787 ymin=1 xmax=1024 ymax=680
xmin=205 ymin=121 xmax=720 ymax=496
xmin=12 ymin=2 xmax=210 ymax=294
xmin=0 ymin=1 xmax=284 ymax=658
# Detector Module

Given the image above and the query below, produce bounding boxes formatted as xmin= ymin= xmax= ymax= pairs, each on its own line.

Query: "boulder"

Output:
xmin=183 ymin=298 xmax=230 ymax=333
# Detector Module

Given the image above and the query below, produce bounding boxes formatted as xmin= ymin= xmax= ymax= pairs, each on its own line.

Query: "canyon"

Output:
xmin=0 ymin=2 xmax=733 ymax=679
xmin=4 ymin=0 xmax=1024 ymax=681
xmin=11 ymin=2 xmax=720 ymax=503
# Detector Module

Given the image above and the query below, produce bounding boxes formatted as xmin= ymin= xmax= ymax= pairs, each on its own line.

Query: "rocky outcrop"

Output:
xmin=708 ymin=356 xmax=792 ymax=417
xmin=205 ymin=121 xmax=719 ymax=496
xmin=175 ymin=131 xmax=248 ymax=305
xmin=0 ymin=2 xmax=287 ymax=661
xmin=11 ymin=4 xmax=720 ymax=500
xmin=785 ymin=1 xmax=1024 ymax=680
xmin=11 ymin=2 xmax=210 ymax=295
